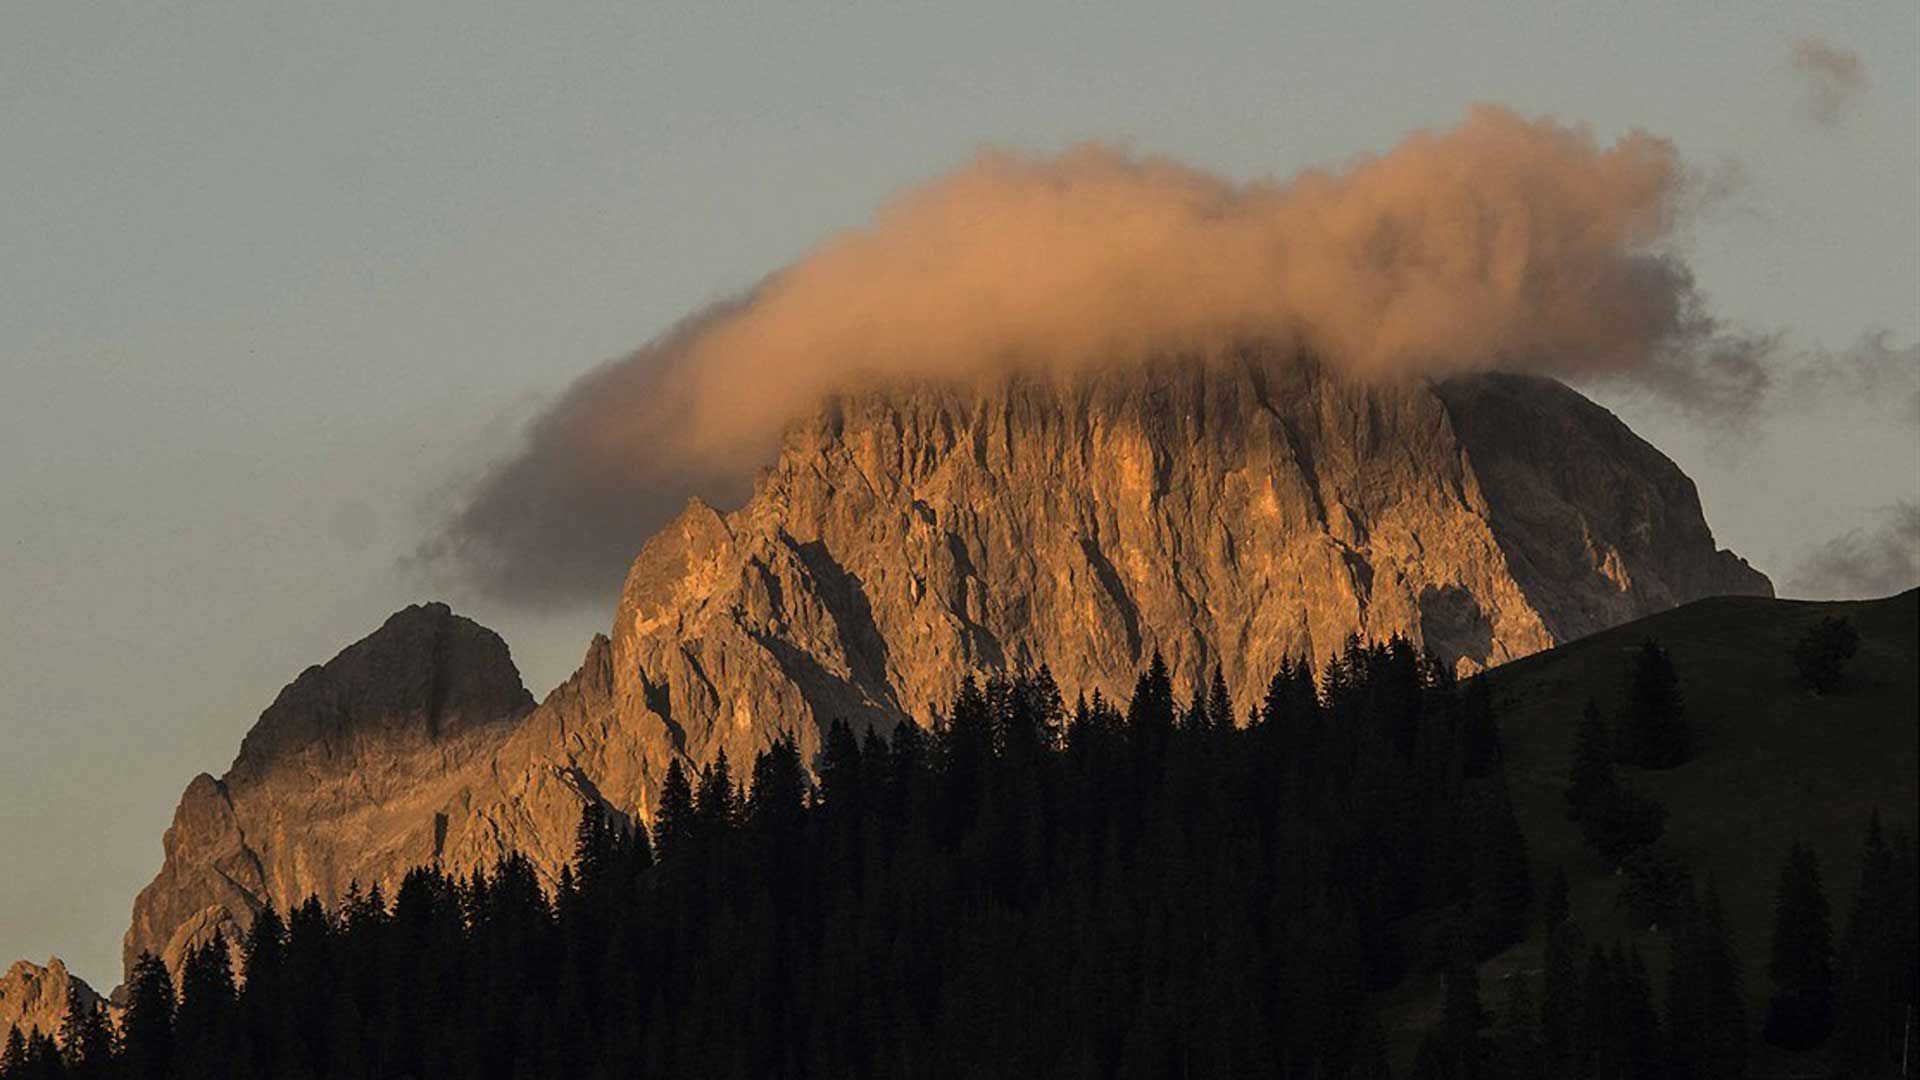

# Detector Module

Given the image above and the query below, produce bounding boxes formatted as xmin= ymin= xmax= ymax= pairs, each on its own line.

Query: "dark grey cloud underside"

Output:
xmin=1787 ymin=502 xmax=1920 ymax=600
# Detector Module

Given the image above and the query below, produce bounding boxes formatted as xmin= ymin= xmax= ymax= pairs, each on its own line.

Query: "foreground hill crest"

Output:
xmin=126 ymin=358 xmax=1768 ymax=978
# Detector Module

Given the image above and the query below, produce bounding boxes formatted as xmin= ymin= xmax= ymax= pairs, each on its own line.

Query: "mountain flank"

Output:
xmin=123 ymin=359 xmax=1770 ymax=981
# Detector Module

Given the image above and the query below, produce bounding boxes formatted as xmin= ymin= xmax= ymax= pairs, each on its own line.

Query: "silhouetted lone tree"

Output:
xmin=1793 ymin=615 xmax=1860 ymax=695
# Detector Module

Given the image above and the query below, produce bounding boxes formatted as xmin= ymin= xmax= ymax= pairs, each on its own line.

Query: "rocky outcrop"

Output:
xmin=125 ymin=358 xmax=1770 ymax=981
xmin=0 ymin=958 xmax=101 ymax=1042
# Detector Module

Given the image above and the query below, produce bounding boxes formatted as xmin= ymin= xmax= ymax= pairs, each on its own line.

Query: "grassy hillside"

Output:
xmin=1386 ymin=588 xmax=1919 ymax=1069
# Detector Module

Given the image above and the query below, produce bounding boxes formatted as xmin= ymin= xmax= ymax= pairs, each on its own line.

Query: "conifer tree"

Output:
xmin=57 ymin=987 xmax=112 ymax=1080
xmin=652 ymin=758 xmax=695 ymax=863
xmin=748 ymin=734 xmax=807 ymax=838
xmin=1459 ymin=676 xmax=1500 ymax=779
xmin=1491 ymin=973 xmax=1544 ymax=1080
xmin=1616 ymin=943 xmax=1663 ymax=1079
xmin=1536 ymin=895 xmax=1582 ymax=1060
xmin=1205 ymin=664 xmax=1233 ymax=732
xmin=1564 ymin=700 xmax=1615 ymax=821
xmin=120 ymin=952 xmax=175 ymax=1080
xmin=816 ymin=719 xmax=865 ymax=815
xmin=1465 ymin=778 xmax=1532 ymax=952
xmin=238 ymin=902 xmax=287 ymax=1075
xmin=1544 ymin=866 xmax=1570 ymax=932
xmin=1667 ymin=877 xmax=1746 ymax=1080
xmin=1436 ymin=928 xmax=1490 ymax=1078
xmin=572 ymin=799 xmax=615 ymax=890
xmin=0 ymin=1029 xmax=24 ymax=1079
xmin=1832 ymin=811 xmax=1915 ymax=1074
xmin=173 ymin=932 xmax=239 ymax=1077
xmin=1127 ymin=651 xmax=1176 ymax=739
xmin=1764 ymin=841 xmax=1835 ymax=1049
xmin=695 ymin=748 xmax=741 ymax=831
xmin=1575 ymin=944 xmax=1616 ymax=1079
xmin=1617 ymin=639 xmax=1689 ymax=768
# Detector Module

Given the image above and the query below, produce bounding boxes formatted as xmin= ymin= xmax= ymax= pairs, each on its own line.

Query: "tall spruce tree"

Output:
xmin=1437 ymin=927 xmax=1491 ymax=1078
xmin=172 ymin=932 xmax=239 ymax=1078
xmin=1764 ymin=841 xmax=1836 ymax=1049
xmin=1540 ymin=917 xmax=1587 ymax=1077
xmin=0 ymin=1029 xmax=24 ymax=1079
xmin=1667 ymin=877 xmax=1746 ymax=1080
xmin=1564 ymin=700 xmax=1615 ymax=821
xmin=119 ymin=952 xmax=175 ymax=1080
xmin=1616 ymin=943 xmax=1663 ymax=1079
xmin=1459 ymin=676 xmax=1500 ymax=780
xmin=1831 ymin=811 xmax=1916 ymax=1074
xmin=652 ymin=758 xmax=695 ymax=863
xmin=1491 ymin=972 xmax=1545 ymax=1080
xmin=57 ymin=987 xmax=112 ymax=1080
xmin=1617 ymin=638 xmax=1690 ymax=768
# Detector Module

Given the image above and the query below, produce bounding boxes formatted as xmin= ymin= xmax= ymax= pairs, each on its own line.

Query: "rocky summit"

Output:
xmin=125 ymin=358 xmax=1769 ymax=981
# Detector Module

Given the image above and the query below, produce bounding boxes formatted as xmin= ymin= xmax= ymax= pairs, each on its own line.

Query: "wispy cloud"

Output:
xmin=1787 ymin=503 xmax=1920 ymax=599
xmin=1789 ymin=36 xmax=1869 ymax=127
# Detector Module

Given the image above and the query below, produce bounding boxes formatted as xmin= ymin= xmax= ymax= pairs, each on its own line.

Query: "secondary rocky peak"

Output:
xmin=125 ymin=602 xmax=536 ymax=977
xmin=0 ymin=958 xmax=100 ymax=1043
xmin=229 ymin=601 xmax=533 ymax=783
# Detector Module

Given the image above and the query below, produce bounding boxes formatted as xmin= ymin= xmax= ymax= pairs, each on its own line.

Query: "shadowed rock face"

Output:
xmin=124 ymin=360 xmax=1769 ymax=982
xmin=0 ymin=958 xmax=102 ymax=1043
xmin=1432 ymin=374 xmax=1769 ymax=642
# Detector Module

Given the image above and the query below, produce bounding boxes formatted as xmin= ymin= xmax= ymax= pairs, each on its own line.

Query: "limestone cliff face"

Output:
xmin=606 ymin=362 xmax=1768 ymax=777
xmin=125 ymin=361 xmax=1769 ymax=981
xmin=0 ymin=958 xmax=101 ymax=1042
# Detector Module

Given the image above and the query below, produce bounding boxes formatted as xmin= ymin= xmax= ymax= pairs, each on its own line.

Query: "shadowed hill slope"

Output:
xmin=1386 ymin=588 xmax=1919 ymax=1064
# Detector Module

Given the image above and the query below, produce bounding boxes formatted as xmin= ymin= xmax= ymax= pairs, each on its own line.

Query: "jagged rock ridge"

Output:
xmin=125 ymin=359 xmax=1769 ymax=979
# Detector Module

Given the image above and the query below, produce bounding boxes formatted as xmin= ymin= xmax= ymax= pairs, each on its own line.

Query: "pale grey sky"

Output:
xmin=3 ymin=1 xmax=1916 ymax=986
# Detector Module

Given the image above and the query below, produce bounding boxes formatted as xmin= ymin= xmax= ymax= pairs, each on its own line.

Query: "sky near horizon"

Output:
xmin=3 ymin=1 xmax=1917 ymax=986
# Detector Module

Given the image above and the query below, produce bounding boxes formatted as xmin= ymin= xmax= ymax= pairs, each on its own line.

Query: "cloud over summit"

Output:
xmin=423 ymin=106 xmax=1768 ymax=605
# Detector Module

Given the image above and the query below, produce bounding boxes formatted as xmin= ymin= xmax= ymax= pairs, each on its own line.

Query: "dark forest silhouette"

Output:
xmin=4 ymin=638 xmax=1914 ymax=1079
